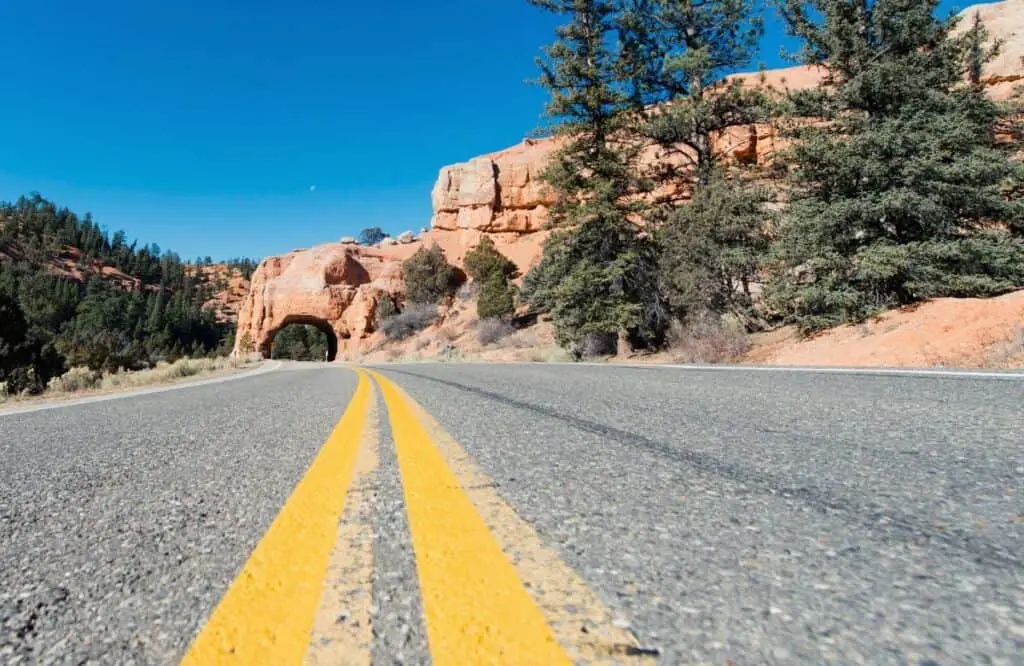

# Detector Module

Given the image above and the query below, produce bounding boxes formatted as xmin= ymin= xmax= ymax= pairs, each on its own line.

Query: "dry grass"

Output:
xmin=505 ymin=329 xmax=539 ymax=349
xmin=668 ymin=314 xmax=749 ymax=365
xmin=525 ymin=346 xmax=572 ymax=363
xmin=437 ymin=325 xmax=459 ymax=343
xmin=477 ymin=318 xmax=515 ymax=346
xmin=47 ymin=366 xmax=102 ymax=393
xmin=985 ymin=326 xmax=1024 ymax=368
xmin=40 ymin=357 xmax=253 ymax=399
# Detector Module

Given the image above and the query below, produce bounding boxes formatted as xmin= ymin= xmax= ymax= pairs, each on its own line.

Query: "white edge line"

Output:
xmin=376 ymin=360 xmax=1024 ymax=381
xmin=0 ymin=361 xmax=284 ymax=417
xmin=541 ymin=361 xmax=1024 ymax=380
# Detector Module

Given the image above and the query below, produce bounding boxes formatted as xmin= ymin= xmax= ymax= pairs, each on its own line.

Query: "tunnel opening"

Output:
xmin=265 ymin=316 xmax=339 ymax=362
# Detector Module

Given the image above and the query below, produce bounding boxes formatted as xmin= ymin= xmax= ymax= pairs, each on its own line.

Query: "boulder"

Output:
xmin=397 ymin=231 xmax=416 ymax=244
xmin=340 ymin=236 xmax=358 ymax=245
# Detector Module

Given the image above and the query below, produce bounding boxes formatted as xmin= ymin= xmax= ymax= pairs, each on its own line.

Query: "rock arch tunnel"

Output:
xmin=261 ymin=315 xmax=340 ymax=362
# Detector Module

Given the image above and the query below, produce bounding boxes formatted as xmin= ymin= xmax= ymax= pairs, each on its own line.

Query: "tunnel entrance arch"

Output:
xmin=262 ymin=315 xmax=339 ymax=362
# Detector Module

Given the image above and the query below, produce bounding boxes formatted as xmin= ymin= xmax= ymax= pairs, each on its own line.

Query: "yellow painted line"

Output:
xmin=401 ymin=393 xmax=657 ymax=665
xmin=180 ymin=371 xmax=372 ymax=666
xmin=305 ymin=387 xmax=380 ymax=666
xmin=371 ymin=370 xmax=571 ymax=665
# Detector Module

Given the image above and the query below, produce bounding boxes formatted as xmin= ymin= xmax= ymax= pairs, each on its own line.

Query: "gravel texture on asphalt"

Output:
xmin=369 ymin=386 xmax=430 ymax=666
xmin=373 ymin=363 xmax=1024 ymax=665
xmin=0 ymin=366 xmax=356 ymax=664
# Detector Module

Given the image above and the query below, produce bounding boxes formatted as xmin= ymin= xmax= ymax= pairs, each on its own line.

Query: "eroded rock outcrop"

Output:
xmin=232 ymin=228 xmax=550 ymax=357
xmin=234 ymin=245 xmax=392 ymax=358
xmin=431 ymin=139 xmax=560 ymax=233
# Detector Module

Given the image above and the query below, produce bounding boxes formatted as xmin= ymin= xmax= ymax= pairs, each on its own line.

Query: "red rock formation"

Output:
xmin=235 ymin=0 xmax=1022 ymax=359
xmin=231 ymin=229 xmax=552 ymax=358
xmin=431 ymin=139 xmax=560 ymax=233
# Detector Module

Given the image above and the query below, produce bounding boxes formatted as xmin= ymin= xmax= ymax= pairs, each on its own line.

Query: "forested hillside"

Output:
xmin=0 ymin=194 xmax=247 ymax=394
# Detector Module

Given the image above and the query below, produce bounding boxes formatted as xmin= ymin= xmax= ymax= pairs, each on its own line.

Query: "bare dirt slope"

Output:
xmin=747 ymin=291 xmax=1024 ymax=369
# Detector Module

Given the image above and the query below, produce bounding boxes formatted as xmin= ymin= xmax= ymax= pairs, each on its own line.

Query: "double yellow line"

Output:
xmin=181 ymin=369 xmax=652 ymax=665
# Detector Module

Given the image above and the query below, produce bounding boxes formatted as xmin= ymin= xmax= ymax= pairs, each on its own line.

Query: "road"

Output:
xmin=1 ymin=362 xmax=1021 ymax=664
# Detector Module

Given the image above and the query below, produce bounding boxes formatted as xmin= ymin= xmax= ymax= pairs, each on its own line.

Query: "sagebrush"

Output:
xmin=380 ymin=303 xmax=438 ymax=340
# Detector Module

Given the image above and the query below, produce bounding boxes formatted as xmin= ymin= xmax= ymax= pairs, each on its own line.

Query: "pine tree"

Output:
xmin=616 ymin=0 xmax=770 ymax=326
xmin=523 ymin=0 xmax=667 ymax=355
xmin=657 ymin=170 xmax=770 ymax=325
xmin=358 ymin=227 xmax=388 ymax=246
xmin=402 ymin=244 xmax=460 ymax=304
xmin=619 ymin=0 xmax=765 ymax=187
xmin=768 ymin=0 xmax=1024 ymax=331
xmin=464 ymin=236 xmax=520 ymax=282
xmin=477 ymin=271 xmax=518 ymax=320
xmin=464 ymin=237 xmax=520 ymax=320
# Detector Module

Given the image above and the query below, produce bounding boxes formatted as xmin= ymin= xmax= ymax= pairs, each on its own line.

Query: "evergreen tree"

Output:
xmin=523 ymin=0 xmax=667 ymax=355
xmin=271 ymin=324 xmax=328 ymax=361
xmin=358 ymin=227 xmax=389 ymax=246
xmin=0 ymin=195 xmax=232 ymax=381
xmin=464 ymin=236 xmax=520 ymax=282
xmin=0 ymin=267 xmax=29 ymax=389
xmin=464 ymin=236 xmax=520 ymax=320
xmin=402 ymin=244 xmax=461 ymax=304
xmin=615 ymin=0 xmax=770 ymax=326
xmin=619 ymin=0 xmax=765 ymax=187
xmin=768 ymin=0 xmax=1024 ymax=331
xmin=657 ymin=170 xmax=770 ymax=325
xmin=477 ymin=271 xmax=518 ymax=320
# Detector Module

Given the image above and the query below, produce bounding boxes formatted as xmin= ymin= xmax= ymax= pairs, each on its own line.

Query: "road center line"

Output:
xmin=305 ymin=382 xmax=380 ymax=666
xmin=180 ymin=370 xmax=372 ymax=666
xmin=370 ymin=370 xmax=571 ymax=665
xmin=398 ymin=388 xmax=658 ymax=664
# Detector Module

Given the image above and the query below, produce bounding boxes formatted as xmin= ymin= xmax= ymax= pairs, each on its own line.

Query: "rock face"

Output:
xmin=234 ymin=245 xmax=395 ymax=359
xmin=236 ymin=0 xmax=1022 ymax=359
xmin=232 ymin=229 xmax=548 ymax=358
xmin=431 ymin=139 xmax=560 ymax=233
xmin=957 ymin=0 xmax=1024 ymax=100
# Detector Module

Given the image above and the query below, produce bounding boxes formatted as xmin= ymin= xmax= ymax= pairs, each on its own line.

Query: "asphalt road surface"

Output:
xmin=1 ymin=362 xmax=1021 ymax=665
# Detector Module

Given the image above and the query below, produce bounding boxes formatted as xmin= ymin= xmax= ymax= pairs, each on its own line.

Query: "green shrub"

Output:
xmin=464 ymin=236 xmax=519 ymax=282
xmin=476 ymin=271 xmax=517 ymax=320
xmin=374 ymin=294 xmax=398 ymax=326
xmin=402 ymin=245 xmax=461 ymax=304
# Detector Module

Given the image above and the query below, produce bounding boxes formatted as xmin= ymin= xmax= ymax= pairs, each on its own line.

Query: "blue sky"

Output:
xmin=0 ymin=0 xmax=966 ymax=260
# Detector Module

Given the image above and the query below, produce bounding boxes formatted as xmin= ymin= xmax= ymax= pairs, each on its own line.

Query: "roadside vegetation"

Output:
xmin=511 ymin=0 xmax=1022 ymax=358
xmin=389 ymin=0 xmax=1021 ymax=364
xmin=0 ymin=195 xmax=246 ymax=395
xmin=269 ymin=324 xmax=328 ymax=361
xmin=0 ymin=356 xmax=253 ymax=405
